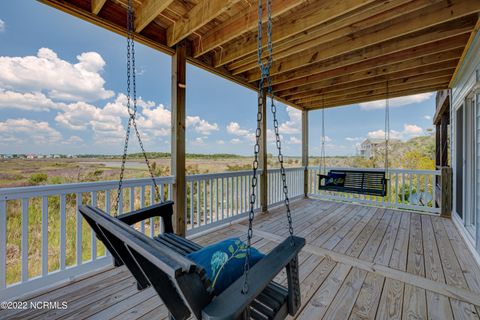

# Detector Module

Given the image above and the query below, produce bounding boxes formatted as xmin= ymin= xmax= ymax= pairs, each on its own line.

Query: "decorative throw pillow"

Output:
xmin=325 ymin=173 xmax=346 ymax=186
xmin=186 ymin=238 xmax=264 ymax=295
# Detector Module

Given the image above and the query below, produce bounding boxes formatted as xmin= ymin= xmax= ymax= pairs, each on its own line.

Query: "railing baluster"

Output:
xmin=150 ymin=185 xmax=155 ymax=236
xmin=226 ymin=177 xmax=230 ymax=217
xmin=203 ymin=180 xmax=207 ymax=225
xmin=0 ymin=200 xmax=5 ymax=289
xmin=140 ymin=186 xmax=145 ymax=233
xmin=60 ymin=194 xmax=67 ymax=269
xmin=190 ymin=181 xmax=194 ymax=229
xmin=409 ymin=173 xmax=413 ymax=205
xmin=221 ymin=178 xmax=224 ymax=220
xmin=42 ymin=196 xmax=48 ymax=276
xmin=216 ymin=178 xmax=219 ymax=222
xmin=196 ymin=181 xmax=201 ymax=227
xmin=235 ymin=176 xmax=238 ymax=216
xmin=21 ymin=198 xmax=28 ymax=282
xmin=129 ymin=187 xmax=134 ymax=212
xmin=209 ymin=179 xmax=213 ymax=224
xmin=76 ymin=193 xmax=82 ymax=266
xmin=91 ymin=192 xmax=97 ymax=260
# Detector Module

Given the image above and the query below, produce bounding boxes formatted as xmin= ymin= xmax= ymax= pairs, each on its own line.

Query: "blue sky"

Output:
xmin=0 ymin=1 xmax=436 ymax=156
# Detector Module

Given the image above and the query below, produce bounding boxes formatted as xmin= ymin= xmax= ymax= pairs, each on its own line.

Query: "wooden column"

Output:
xmin=301 ymin=110 xmax=309 ymax=197
xmin=259 ymin=90 xmax=268 ymax=213
xmin=435 ymin=124 xmax=441 ymax=167
xmin=440 ymin=166 xmax=452 ymax=218
xmin=440 ymin=113 xmax=449 ymax=167
xmin=171 ymin=41 xmax=186 ymax=236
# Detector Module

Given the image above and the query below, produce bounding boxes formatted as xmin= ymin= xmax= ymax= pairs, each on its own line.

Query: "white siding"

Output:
xmin=451 ymin=30 xmax=480 ymax=253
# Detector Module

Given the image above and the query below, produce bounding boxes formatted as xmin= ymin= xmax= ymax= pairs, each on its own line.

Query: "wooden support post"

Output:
xmin=171 ymin=41 xmax=187 ymax=236
xmin=440 ymin=166 xmax=452 ymax=218
xmin=440 ymin=113 xmax=449 ymax=167
xmin=435 ymin=124 xmax=441 ymax=167
xmin=301 ymin=110 xmax=309 ymax=197
xmin=259 ymin=90 xmax=268 ymax=213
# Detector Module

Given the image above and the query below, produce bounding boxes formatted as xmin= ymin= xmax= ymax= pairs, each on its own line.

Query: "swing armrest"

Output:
xmin=117 ymin=201 xmax=174 ymax=233
xmin=202 ymin=236 xmax=305 ymax=320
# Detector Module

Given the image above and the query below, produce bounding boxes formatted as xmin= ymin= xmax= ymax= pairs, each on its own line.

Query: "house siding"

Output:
xmin=451 ymin=30 xmax=480 ymax=255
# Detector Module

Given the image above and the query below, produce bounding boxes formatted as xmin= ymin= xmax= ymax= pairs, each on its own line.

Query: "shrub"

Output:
xmin=29 ymin=173 xmax=48 ymax=185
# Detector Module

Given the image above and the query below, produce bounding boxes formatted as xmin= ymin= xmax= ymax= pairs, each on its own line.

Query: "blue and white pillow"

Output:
xmin=186 ymin=238 xmax=264 ymax=295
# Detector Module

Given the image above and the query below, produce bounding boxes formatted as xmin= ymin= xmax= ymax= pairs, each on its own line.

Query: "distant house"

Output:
xmin=359 ymin=138 xmax=400 ymax=159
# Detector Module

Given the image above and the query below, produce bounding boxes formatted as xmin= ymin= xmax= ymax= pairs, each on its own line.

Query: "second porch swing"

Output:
xmin=317 ymin=84 xmax=391 ymax=197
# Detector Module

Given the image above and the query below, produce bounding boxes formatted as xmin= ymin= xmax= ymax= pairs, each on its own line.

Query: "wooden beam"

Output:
xmin=254 ymin=18 xmax=474 ymax=84
xmin=91 ymin=0 xmax=107 ymax=15
xmin=171 ymin=42 xmax=187 ymax=237
xmin=278 ymin=52 xmax=461 ymax=99
xmin=259 ymin=90 xmax=268 ymax=213
xmin=301 ymin=110 xmax=308 ymax=198
xmin=192 ymin=0 xmax=309 ymax=58
xmin=289 ymin=68 xmax=456 ymax=104
xmin=166 ymin=0 xmax=240 ymax=47
xmin=274 ymin=39 xmax=466 ymax=93
xmin=296 ymin=76 xmax=451 ymax=105
xmin=245 ymin=0 xmax=480 ymax=80
xmin=304 ymin=84 xmax=447 ymax=110
xmin=135 ymin=0 xmax=175 ymax=33
xmin=214 ymin=0 xmax=379 ymax=67
xmin=228 ymin=0 xmax=438 ymax=73
xmin=449 ymin=16 xmax=480 ymax=87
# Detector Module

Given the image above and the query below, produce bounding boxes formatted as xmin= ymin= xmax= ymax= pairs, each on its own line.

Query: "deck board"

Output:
xmin=2 ymin=198 xmax=480 ymax=320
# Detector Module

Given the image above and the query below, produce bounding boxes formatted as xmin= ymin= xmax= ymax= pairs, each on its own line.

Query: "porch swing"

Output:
xmin=79 ymin=0 xmax=305 ymax=319
xmin=317 ymin=83 xmax=391 ymax=197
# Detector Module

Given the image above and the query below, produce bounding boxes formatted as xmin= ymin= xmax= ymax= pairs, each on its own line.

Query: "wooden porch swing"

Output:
xmin=317 ymin=85 xmax=391 ymax=198
xmin=80 ymin=0 xmax=305 ymax=319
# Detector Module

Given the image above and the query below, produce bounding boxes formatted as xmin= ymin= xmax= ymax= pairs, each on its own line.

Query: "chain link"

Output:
xmin=114 ymin=0 xmax=160 ymax=216
xmin=243 ymin=0 xmax=294 ymax=294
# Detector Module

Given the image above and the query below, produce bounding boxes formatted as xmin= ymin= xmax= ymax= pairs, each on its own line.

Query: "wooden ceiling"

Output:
xmin=40 ymin=0 xmax=480 ymax=110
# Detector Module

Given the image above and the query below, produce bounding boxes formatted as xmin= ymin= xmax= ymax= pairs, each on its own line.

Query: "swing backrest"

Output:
xmin=321 ymin=170 xmax=387 ymax=196
xmin=79 ymin=205 xmax=213 ymax=320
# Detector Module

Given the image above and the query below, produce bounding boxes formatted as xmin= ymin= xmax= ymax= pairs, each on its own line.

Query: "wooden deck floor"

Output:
xmin=2 ymin=198 xmax=480 ymax=319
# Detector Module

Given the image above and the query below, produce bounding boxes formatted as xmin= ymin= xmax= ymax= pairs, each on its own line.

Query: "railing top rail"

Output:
xmin=185 ymin=167 xmax=304 ymax=181
xmin=307 ymin=166 xmax=440 ymax=175
xmin=0 ymin=176 xmax=175 ymax=200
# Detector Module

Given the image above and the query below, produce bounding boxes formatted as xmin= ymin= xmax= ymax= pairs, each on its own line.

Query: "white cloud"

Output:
xmin=359 ymin=93 xmax=434 ymax=110
xmin=279 ymin=107 xmax=301 ymax=135
xmin=217 ymin=140 xmax=225 ymax=145
xmin=288 ymin=136 xmax=301 ymax=144
xmin=191 ymin=137 xmax=206 ymax=146
xmin=424 ymin=115 xmax=432 ymax=120
xmin=0 ymin=19 xmax=5 ymax=32
xmin=0 ymin=89 xmax=64 ymax=111
xmin=230 ymin=138 xmax=242 ymax=144
xmin=63 ymin=135 xmax=84 ymax=144
xmin=367 ymin=124 xmax=423 ymax=140
xmin=0 ymin=48 xmax=114 ymax=102
xmin=346 ymin=137 xmax=363 ymax=142
xmin=403 ymin=124 xmax=423 ymax=136
xmin=187 ymin=116 xmax=219 ymax=135
xmin=0 ymin=118 xmax=62 ymax=145
xmin=227 ymin=122 xmax=250 ymax=136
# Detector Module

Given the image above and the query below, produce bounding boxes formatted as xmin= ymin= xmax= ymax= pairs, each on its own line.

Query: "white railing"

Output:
xmin=0 ymin=176 xmax=175 ymax=300
xmin=184 ymin=167 xmax=304 ymax=236
xmin=0 ymin=168 xmax=305 ymax=300
xmin=0 ymin=166 xmax=440 ymax=300
xmin=307 ymin=167 xmax=441 ymax=214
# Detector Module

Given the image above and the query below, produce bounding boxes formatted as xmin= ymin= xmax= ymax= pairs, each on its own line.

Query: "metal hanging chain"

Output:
xmin=243 ymin=0 xmax=294 ymax=294
xmin=384 ymin=80 xmax=390 ymax=175
xmin=320 ymin=97 xmax=326 ymax=174
xmin=114 ymin=0 xmax=160 ymax=216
